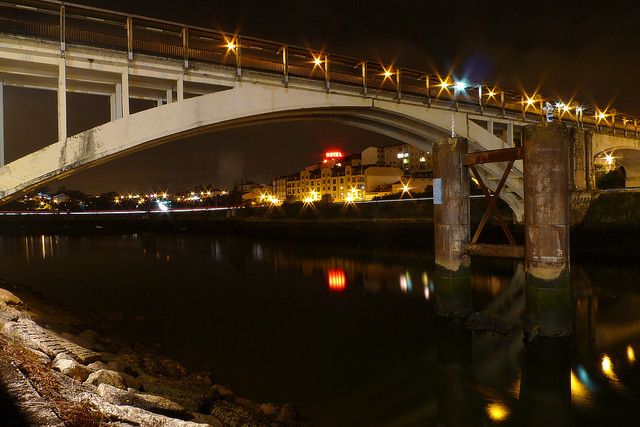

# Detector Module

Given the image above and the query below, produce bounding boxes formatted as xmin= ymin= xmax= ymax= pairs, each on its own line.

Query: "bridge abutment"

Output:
xmin=433 ymin=137 xmax=472 ymax=318
xmin=523 ymin=124 xmax=572 ymax=337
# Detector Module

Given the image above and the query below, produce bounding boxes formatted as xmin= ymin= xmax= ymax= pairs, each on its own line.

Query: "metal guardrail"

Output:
xmin=0 ymin=0 xmax=638 ymax=138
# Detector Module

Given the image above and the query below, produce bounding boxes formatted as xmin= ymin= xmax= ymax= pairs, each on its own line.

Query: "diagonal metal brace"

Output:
xmin=470 ymin=161 xmax=516 ymax=246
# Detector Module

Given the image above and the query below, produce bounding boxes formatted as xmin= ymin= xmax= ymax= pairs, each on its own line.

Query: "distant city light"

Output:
xmin=486 ymin=402 xmax=509 ymax=422
xmin=156 ymin=200 xmax=169 ymax=212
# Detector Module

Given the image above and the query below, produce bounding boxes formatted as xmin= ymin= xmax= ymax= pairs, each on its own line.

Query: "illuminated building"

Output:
xmin=272 ymin=150 xmax=404 ymax=202
xmin=362 ymin=143 xmax=433 ymax=176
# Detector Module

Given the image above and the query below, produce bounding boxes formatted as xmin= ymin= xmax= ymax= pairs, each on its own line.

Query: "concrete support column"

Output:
xmin=109 ymin=93 xmax=117 ymax=121
xmin=57 ymin=57 xmax=67 ymax=142
xmin=524 ymin=124 xmax=572 ymax=337
xmin=113 ymin=83 xmax=122 ymax=121
xmin=0 ymin=81 xmax=4 ymax=166
xmin=487 ymin=118 xmax=494 ymax=136
xmin=506 ymin=123 xmax=514 ymax=146
xmin=166 ymin=89 xmax=173 ymax=104
xmin=156 ymin=98 xmax=163 ymax=107
xmin=433 ymin=137 xmax=471 ymax=318
xmin=177 ymin=75 xmax=184 ymax=102
xmin=121 ymin=70 xmax=129 ymax=117
xmin=568 ymin=127 xmax=594 ymax=192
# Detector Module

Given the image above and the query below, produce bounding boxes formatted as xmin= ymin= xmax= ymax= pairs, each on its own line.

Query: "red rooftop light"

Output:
xmin=324 ymin=150 xmax=344 ymax=159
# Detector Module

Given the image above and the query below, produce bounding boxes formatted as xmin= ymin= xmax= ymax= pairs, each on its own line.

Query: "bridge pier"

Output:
xmin=433 ymin=137 xmax=472 ymax=318
xmin=523 ymin=124 xmax=572 ymax=337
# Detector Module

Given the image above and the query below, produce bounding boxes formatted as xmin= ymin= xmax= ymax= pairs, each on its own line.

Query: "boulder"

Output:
xmin=97 ymin=383 xmax=191 ymax=419
xmin=137 ymin=373 xmax=216 ymax=413
xmin=277 ymin=404 xmax=297 ymax=421
xmin=78 ymin=329 xmax=99 ymax=346
xmin=209 ymin=400 xmax=265 ymax=426
xmin=87 ymin=361 xmax=109 ymax=371
xmin=122 ymin=372 xmax=144 ymax=391
xmin=85 ymin=369 xmax=126 ymax=390
xmin=258 ymin=403 xmax=277 ymax=416
xmin=141 ymin=356 xmax=188 ymax=378
xmin=0 ymin=288 xmax=22 ymax=305
xmin=79 ymin=391 xmax=208 ymax=427
xmin=52 ymin=357 xmax=90 ymax=382
xmin=211 ymin=384 xmax=233 ymax=401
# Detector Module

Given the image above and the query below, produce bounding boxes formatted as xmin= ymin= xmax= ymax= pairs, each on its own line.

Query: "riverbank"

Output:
xmin=0 ymin=283 xmax=301 ymax=426
xmin=2 ymin=192 xmax=640 ymax=257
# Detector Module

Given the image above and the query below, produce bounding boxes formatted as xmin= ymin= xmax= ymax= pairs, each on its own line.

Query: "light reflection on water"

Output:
xmin=0 ymin=234 xmax=638 ymax=426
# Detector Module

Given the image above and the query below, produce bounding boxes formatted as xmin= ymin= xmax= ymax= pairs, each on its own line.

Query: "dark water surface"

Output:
xmin=0 ymin=233 xmax=638 ymax=426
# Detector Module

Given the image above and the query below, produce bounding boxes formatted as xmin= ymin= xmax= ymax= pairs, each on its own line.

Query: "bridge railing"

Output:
xmin=0 ymin=0 xmax=638 ymax=139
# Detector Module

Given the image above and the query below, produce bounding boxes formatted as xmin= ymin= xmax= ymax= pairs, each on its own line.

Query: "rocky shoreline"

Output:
xmin=0 ymin=287 xmax=301 ymax=426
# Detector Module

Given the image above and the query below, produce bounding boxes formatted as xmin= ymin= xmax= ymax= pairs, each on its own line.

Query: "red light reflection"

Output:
xmin=328 ymin=269 xmax=346 ymax=292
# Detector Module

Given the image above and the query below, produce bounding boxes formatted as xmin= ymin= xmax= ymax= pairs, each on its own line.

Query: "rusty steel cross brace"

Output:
xmin=469 ymin=161 xmax=517 ymax=246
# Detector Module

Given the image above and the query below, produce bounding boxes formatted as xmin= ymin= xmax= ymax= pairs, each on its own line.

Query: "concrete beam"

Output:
xmin=57 ymin=58 xmax=67 ymax=142
xmin=121 ymin=70 xmax=129 ymax=117
xmin=177 ymin=74 xmax=184 ymax=102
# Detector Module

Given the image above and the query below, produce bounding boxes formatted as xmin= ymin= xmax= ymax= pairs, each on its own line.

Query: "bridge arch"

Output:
xmin=0 ymin=84 xmax=525 ymax=219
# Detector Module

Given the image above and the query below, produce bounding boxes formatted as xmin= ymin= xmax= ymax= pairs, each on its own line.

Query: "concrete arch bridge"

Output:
xmin=0 ymin=0 xmax=638 ymax=221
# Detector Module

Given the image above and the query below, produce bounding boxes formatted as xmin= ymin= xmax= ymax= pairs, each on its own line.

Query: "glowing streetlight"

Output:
xmin=382 ymin=66 xmax=393 ymax=81
xmin=597 ymin=111 xmax=607 ymax=121
xmin=604 ymin=153 xmax=615 ymax=167
xmin=628 ymin=345 xmax=636 ymax=363
xmin=525 ymin=96 xmax=536 ymax=107
xmin=225 ymin=38 xmax=237 ymax=52
xmin=454 ymin=80 xmax=467 ymax=91
xmin=312 ymin=53 xmax=324 ymax=68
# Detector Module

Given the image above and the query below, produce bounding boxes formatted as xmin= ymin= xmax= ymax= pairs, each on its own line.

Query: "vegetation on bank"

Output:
xmin=582 ymin=192 xmax=640 ymax=226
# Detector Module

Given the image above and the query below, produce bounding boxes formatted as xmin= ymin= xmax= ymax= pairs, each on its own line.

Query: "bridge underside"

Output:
xmin=592 ymin=134 xmax=640 ymax=188
xmin=0 ymin=81 xmax=527 ymax=219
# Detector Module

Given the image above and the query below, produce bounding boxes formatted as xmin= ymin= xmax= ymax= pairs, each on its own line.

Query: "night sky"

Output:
xmin=4 ymin=0 xmax=640 ymax=193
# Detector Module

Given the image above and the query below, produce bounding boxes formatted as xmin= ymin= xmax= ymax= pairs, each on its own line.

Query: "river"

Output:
xmin=0 ymin=233 xmax=638 ymax=426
